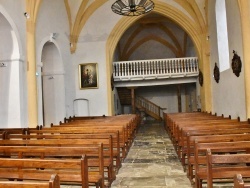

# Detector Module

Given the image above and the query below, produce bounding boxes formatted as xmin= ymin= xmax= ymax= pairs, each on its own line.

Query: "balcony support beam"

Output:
xmin=177 ymin=84 xmax=182 ymax=112
xmin=128 ymin=87 xmax=137 ymax=114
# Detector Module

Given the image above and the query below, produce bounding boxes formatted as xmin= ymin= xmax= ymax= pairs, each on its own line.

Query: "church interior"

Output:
xmin=0 ymin=0 xmax=250 ymax=187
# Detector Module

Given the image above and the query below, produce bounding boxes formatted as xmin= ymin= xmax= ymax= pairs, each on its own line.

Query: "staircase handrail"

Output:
xmin=135 ymin=96 xmax=161 ymax=120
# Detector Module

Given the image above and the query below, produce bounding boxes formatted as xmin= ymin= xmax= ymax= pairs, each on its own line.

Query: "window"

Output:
xmin=215 ymin=0 xmax=230 ymax=72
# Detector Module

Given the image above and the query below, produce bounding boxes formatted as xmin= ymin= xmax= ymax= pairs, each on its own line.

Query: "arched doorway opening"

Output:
xmin=111 ymin=13 xmax=199 ymax=117
xmin=106 ymin=1 xmax=209 ymax=115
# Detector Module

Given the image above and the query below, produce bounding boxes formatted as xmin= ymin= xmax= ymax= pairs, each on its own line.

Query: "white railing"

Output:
xmin=113 ymin=57 xmax=199 ymax=81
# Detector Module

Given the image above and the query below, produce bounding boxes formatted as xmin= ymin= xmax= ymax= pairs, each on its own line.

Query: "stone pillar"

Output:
xmin=238 ymin=0 xmax=250 ymax=118
xmin=26 ymin=0 xmax=42 ymax=127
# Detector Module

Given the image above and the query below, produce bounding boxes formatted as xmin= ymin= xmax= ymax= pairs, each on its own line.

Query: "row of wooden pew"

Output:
xmin=164 ymin=112 xmax=250 ymax=188
xmin=0 ymin=114 xmax=140 ymax=188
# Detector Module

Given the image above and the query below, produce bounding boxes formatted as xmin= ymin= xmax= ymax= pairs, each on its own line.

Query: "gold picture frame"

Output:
xmin=79 ymin=63 xmax=98 ymax=89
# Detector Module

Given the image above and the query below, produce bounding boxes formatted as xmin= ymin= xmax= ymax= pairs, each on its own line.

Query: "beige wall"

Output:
xmin=208 ymin=0 xmax=246 ymax=120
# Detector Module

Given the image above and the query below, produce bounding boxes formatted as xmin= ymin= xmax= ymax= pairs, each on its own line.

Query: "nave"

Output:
xmin=111 ymin=120 xmax=237 ymax=188
xmin=110 ymin=120 xmax=192 ymax=188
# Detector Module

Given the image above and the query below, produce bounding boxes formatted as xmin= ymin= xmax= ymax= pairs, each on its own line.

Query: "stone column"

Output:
xmin=26 ymin=0 xmax=42 ymax=127
xmin=238 ymin=0 xmax=250 ymax=119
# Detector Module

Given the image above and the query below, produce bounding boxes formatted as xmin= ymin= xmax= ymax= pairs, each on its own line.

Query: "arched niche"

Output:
xmin=0 ymin=11 xmax=23 ymax=128
xmin=38 ymin=41 xmax=65 ymax=126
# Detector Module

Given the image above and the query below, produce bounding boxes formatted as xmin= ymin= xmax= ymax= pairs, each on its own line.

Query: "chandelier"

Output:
xmin=111 ymin=0 xmax=155 ymax=16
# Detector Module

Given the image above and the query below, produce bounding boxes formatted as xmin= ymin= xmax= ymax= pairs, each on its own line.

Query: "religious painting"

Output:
xmin=79 ymin=63 xmax=98 ymax=89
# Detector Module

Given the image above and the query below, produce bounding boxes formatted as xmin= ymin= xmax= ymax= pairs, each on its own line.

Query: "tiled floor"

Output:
xmin=110 ymin=120 xmax=192 ymax=188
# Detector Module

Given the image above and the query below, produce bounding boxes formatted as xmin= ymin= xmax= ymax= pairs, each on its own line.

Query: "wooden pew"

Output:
xmin=0 ymin=139 xmax=108 ymax=185
xmin=181 ymin=128 xmax=250 ymax=168
xmin=186 ymin=133 xmax=250 ymax=181
xmin=70 ymin=114 xmax=139 ymax=127
xmin=194 ymin=141 xmax=250 ymax=188
xmin=0 ymin=146 xmax=103 ymax=188
xmin=175 ymin=122 xmax=249 ymax=156
xmin=164 ymin=112 xmax=226 ymax=136
xmin=55 ymin=114 xmax=139 ymax=153
xmin=5 ymin=132 xmax=121 ymax=171
xmin=53 ymin=123 xmax=133 ymax=149
xmin=175 ymin=124 xmax=250 ymax=165
xmin=164 ymin=112 xmax=242 ymax=139
xmin=206 ymin=149 xmax=250 ymax=188
xmin=234 ymin=174 xmax=250 ymax=188
xmin=28 ymin=128 xmax=127 ymax=160
xmin=62 ymin=114 xmax=139 ymax=140
xmin=65 ymin=114 xmax=139 ymax=135
xmin=0 ymin=156 xmax=88 ymax=188
xmin=0 ymin=174 xmax=60 ymax=188
xmin=4 ymin=133 xmax=116 ymax=184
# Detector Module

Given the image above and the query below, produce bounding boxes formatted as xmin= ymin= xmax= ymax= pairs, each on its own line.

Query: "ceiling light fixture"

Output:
xmin=111 ymin=0 xmax=154 ymax=16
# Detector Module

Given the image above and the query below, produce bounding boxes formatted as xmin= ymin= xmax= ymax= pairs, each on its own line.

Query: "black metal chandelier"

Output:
xmin=111 ymin=0 xmax=155 ymax=16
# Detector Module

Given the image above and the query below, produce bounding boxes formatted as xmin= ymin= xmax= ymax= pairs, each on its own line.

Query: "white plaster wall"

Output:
xmin=130 ymin=40 xmax=175 ymax=60
xmin=74 ymin=40 xmax=109 ymax=116
xmin=186 ymin=37 xmax=196 ymax=57
xmin=0 ymin=1 xmax=26 ymax=128
xmin=73 ymin=1 xmax=122 ymax=116
xmin=136 ymin=84 xmax=195 ymax=115
xmin=208 ymin=0 xmax=246 ymax=120
xmin=0 ymin=0 xmax=26 ymax=57
xmin=0 ymin=59 xmax=23 ymax=128
xmin=36 ymin=0 xmax=75 ymax=121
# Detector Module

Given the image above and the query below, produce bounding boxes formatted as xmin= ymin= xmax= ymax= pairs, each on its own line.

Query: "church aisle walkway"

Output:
xmin=110 ymin=120 xmax=192 ymax=188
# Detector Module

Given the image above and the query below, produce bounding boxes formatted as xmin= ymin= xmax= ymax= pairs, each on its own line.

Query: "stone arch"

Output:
xmin=0 ymin=5 xmax=23 ymax=58
xmin=0 ymin=7 xmax=24 ymax=127
xmin=106 ymin=1 xmax=203 ymax=114
xmin=37 ymin=37 xmax=65 ymax=126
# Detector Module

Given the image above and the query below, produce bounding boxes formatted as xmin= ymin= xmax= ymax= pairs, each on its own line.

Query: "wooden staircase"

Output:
xmin=116 ymin=87 xmax=131 ymax=105
xmin=116 ymin=87 xmax=162 ymax=121
xmin=135 ymin=96 xmax=162 ymax=121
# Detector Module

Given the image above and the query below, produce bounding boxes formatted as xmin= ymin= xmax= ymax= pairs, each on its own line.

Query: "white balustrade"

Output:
xmin=113 ymin=57 xmax=199 ymax=81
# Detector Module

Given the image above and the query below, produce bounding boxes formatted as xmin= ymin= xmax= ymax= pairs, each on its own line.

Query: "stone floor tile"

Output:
xmin=111 ymin=120 xmax=193 ymax=188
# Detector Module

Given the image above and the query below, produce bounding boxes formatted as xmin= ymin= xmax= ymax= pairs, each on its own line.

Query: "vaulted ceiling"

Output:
xmin=63 ymin=0 xmax=208 ymax=54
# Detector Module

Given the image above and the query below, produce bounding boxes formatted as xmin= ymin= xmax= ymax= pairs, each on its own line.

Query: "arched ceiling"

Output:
xmin=63 ymin=0 xmax=208 ymax=53
xmin=118 ymin=14 xmax=190 ymax=60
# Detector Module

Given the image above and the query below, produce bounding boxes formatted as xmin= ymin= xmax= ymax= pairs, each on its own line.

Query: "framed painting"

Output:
xmin=79 ymin=63 xmax=98 ymax=89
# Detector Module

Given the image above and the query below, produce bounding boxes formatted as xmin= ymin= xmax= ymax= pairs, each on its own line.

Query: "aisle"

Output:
xmin=111 ymin=120 xmax=192 ymax=188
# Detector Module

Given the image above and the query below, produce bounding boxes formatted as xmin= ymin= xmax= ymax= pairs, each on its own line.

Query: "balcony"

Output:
xmin=113 ymin=57 xmax=199 ymax=87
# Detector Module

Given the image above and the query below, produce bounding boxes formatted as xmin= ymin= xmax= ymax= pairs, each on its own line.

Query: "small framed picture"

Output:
xmin=79 ymin=63 xmax=98 ymax=89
